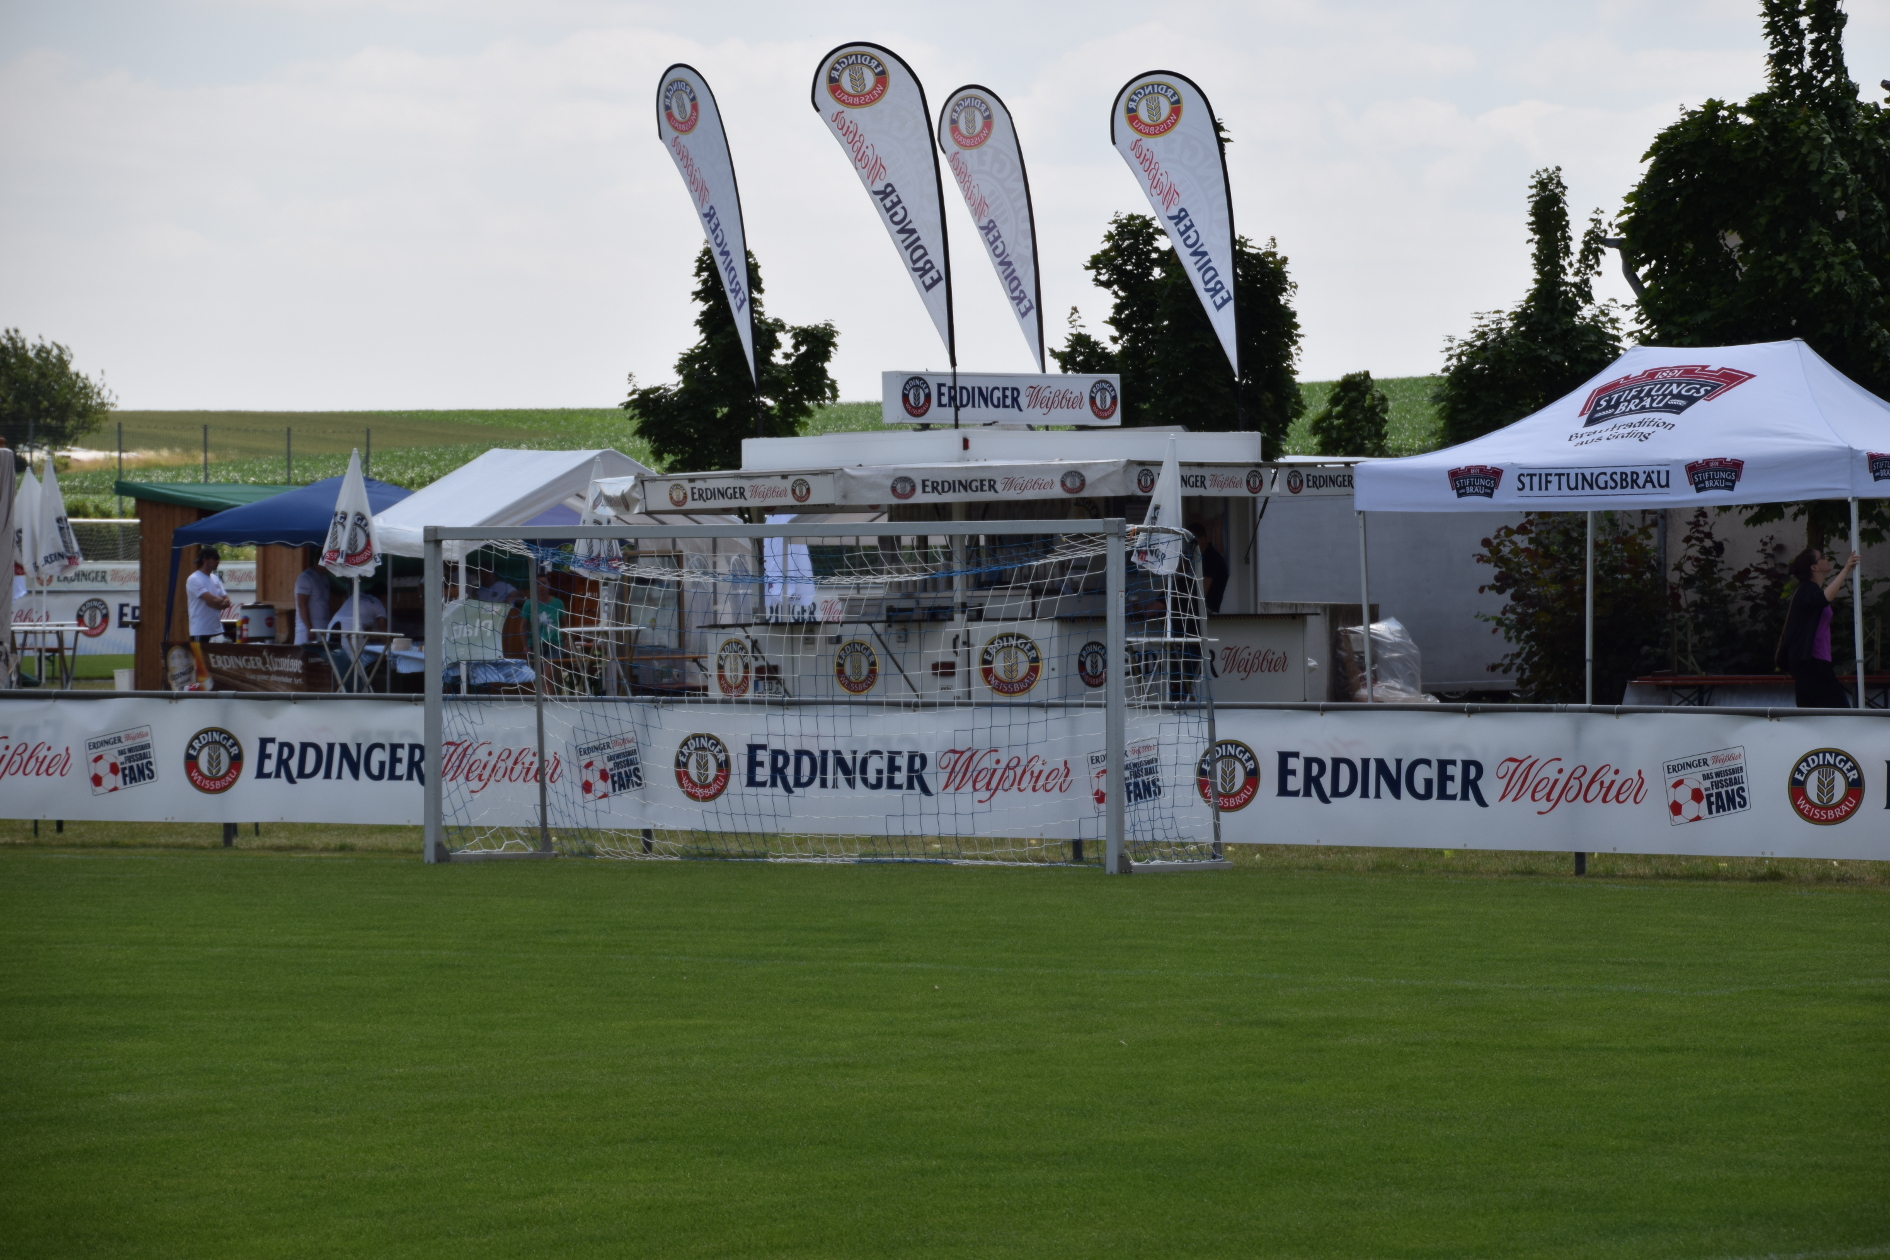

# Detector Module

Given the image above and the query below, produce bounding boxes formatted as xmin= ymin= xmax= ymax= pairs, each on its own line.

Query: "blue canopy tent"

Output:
xmin=165 ymin=476 xmax=412 ymax=650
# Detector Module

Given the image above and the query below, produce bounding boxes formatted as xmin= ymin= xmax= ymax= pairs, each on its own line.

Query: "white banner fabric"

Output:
xmin=1111 ymin=71 xmax=1240 ymax=378
xmin=812 ymin=43 xmax=954 ymax=362
xmin=6 ymin=699 xmax=1890 ymax=861
xmin=881 ymin=371 xmax=1121 ymax=426
xmin=936 ymin=86 xmax=1042 ymax=371
xmin=657 ymin=64 xmax=758 ymax=385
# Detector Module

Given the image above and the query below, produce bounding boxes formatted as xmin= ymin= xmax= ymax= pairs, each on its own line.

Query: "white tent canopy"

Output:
xmin=1355 ymin=340 xmax=1890 ymax=513
xmin=375 ymin=448 xmax=652 ymax=560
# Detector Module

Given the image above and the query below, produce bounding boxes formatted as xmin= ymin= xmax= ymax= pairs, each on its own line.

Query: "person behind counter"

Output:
xmin=186 ymin=548 xmax=233 ymax=643
xmin=1778 ymin=546 xmax=1861 ymax=707
xmin=327 ymin=588 xmax=388 ymax=637
xmin=293 ymin=548 xmax=333 ymax=645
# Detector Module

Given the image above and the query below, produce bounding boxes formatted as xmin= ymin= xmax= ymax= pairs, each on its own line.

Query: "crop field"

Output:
xmin=1 ymin=828 xmax=1883 ymax=1259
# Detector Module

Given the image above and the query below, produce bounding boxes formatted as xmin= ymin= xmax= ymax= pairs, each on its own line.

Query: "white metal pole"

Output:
xmin=1851 ymin=497 xmax=1865 ymax=708
xmin=1105 ymin=520 xmax=1127 ymax=874
xmin=1356 ymin=511 xmax=1373 ymax=702
xmin=1585 ymin=512 xmax=1595 ymax=707
xmin=527 ymin=551 xmax=550 ymax=852
xmin=423 ymin=534 xmax=443 ymax=863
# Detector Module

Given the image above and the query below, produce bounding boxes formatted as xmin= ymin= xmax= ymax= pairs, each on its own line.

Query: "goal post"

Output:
xmin=421 ymin=517 xmax=1220 ymax=870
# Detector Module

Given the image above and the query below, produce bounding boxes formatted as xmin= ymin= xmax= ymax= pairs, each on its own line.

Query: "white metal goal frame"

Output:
xmin=420 ymin=518 xmax=1221 ymax=872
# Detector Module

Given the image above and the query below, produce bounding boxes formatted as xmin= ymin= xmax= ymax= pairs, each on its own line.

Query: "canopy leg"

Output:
xmin=1585 ymin=511 xmax=1595 ymax=707
xmin=1852 ymin=498 xmax=1866 ymax=709
xmin=1357 ymin=510 xmax=1372 ymax=703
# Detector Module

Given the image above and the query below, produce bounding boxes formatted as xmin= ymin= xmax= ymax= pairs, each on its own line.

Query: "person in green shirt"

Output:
xmin=528 ymin=576 xmax=565 ymax=657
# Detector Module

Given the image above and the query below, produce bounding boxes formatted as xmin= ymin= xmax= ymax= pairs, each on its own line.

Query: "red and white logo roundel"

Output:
xmin=791 ymin=478 xmax=813 ymax=504
xmin=716 ymin=638 xmax=751 ymax=697
xmin=834 ymin=640 xmax=879 ymax=695
xmin=1136 ymin=467 xmax=1158 ymax=495
xmin=667 ymin=483 xmax=689 ymax=509
xmin=1788 ymin=748 xmax=1864 ymax=825
xmin=827 ymin=51 xmax=889 ymax=109
xmin=1124 ymin=81 xmax=1183 ymax=138
xmin=1244 ymin=468 xmax=1266 ymax=495
xmin=183 ymin=727 xmax=243 ymax=794
xmin=901 ymin=375 xmax=932 ymax=418
xmin=1059 ymin=469 xmax=1087 ymax=495
xmin=947 ymin=93 xmax=993 ymax=149
xmin=674 ymin=733 xmax=731 ymax=803
xmin=1088 ymin=378 xmax=1119 ymax=421
xmin=890 ymin=476 xmax=917 ymax=501
xmin=76 ymin=597 xmax=111 ymax=638
xmin=662 ymin=78 xmax=699 ymax=134
xmin=1196 ymin=740 xmax=1260 ymax=812
xmin=980 ymin=632 xmax=1042 ymax=696
xmin=1285 ymin=469 xmax=1304 ymax=495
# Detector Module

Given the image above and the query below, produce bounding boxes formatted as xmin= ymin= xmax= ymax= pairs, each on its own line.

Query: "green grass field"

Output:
xmin=2 ymin=829 xmax=1883 ymax=1259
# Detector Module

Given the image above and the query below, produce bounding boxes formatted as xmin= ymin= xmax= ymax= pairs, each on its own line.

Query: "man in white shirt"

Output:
xmin=327 ymin=590 xmax=387 ymax=635
xmin=185 ymin=548 xmax=232 ymax=643
xmin=293 ymin=550 xmax=332 ymax=645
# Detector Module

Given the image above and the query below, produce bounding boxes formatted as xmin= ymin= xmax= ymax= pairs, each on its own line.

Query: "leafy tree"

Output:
xmin=1309 ymin=370 xmax=1390 ymax=458
xmin=1617 ymin=0 xmax=1890 ymax=552
xmin=625 ymin=246 xmax=837 ymax=473
xmin=0 ymin=328 xmax=115 ymax=456
xmin=1669 ymin=508 xmax=1792 ymax=674
xmin=1051 ymin=213 xmax=1304 ymax=455
xmin=1434 ymin=169 xmax=1623 ymax=446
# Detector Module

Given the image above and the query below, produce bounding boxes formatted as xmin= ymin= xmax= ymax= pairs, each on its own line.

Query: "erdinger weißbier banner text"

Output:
xmin=1110 ymin=71 xmax=1239 ymax=378
xmin=881 ymin=371 xmax=1121 ymax=426
xmin=812 ymin=43 xmax=955 ymax=365
xmin=937 ymin=86 xmax=1043 ymax=371
xmin=657 ymin=65 xmax=758 ymax=383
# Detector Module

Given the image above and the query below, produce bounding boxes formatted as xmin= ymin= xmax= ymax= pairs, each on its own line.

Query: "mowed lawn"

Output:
xmin=1 ymin=849 xmax=1884 ymax=1259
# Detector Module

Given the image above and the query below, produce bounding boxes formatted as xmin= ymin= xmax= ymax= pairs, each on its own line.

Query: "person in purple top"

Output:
xmin=1777 ymin=547 xmax=1860 ymax=707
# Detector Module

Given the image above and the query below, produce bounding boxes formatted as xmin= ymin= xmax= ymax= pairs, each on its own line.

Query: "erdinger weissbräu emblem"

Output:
xmin=827 ymin=51 xmax=889 ymax=109
xmin=667 ymin=483 xmax=689 ymax=509
xmin=1285 ymin=469 xmax=1304 ymax=495
xmin=183 ymin=727 xmax=243 ymax=794
xmin=833 ymin=640 xmax=879 ymax=695
xmin=901 ymin=375 xmax=932 ymax=418
xmin=1060 ymin=469 xmax=1087 ymax=495
xmin=1088 ymin=378 xmax=1119 ymax=421
xmin=1578 ymin=365 xmax=1755 ymax=428
xmin=662 ymin=77 xmax=700 ymax=134
xmin=1788 ymin=748 xmax=1864 ymax=824
xmin=1685 ymin=457 xmax=1745 ymax=493
xmin=1124 ymin=81 xmax=1183 ymax=138
xmin=1136 ymin=466 xmax=1158 ymax=495
xmin=980 ymin=632 xmax=1042 ymax=696
xmin=1196 ymin=740 xmax=1260 ymax=812
xmin=1245 ymin=468 xmax=1267 ymax=495
xmin=1448 ymin=465 xmax=1503 ymax=499
xmin=715 ymin=638 xmax=751 ymax=697
xmin=947 ymin=93 xmax=994 ymax=149
xmin=1077 ymin=640 xmax=1107 ymax=689
xmin=76 ymin=597 xmax=110 ymax=638
xmin=791 ymin=477 xmax=813 ymax=504
xmin=1870 ymin=452 xmax=1890 ymax=482
xmin=675 ymin=733 xmax=732 ymax=803
xmin=890 ymin=476 xmax=917 ymax=501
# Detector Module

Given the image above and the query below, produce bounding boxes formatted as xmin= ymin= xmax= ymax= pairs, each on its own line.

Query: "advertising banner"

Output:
xmin=1110 ymin=71 xmax=1240 ymax=378
xmin=881 ymin=371 xmax=1121 ymax=426
xmin=936 ymin=86 xmax=1043 ymax=370
xmin=812 ymin=42 xmax=955 ymax=363
xmin=635 ymin=471 xmax=840 ymax=513
xmin=12 ymin=561 xmax=254 ymax=657
xmin=657 ymin=63 xmax=758 ymax=384
xmin=631 ymin=462 xmax=1288 ymax=510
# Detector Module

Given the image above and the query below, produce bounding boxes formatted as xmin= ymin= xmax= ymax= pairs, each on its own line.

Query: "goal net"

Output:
xmin=421 ymin=519 xmax=1222 ymax=870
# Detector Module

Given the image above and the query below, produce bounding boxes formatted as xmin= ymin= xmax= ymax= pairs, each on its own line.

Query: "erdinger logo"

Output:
xmin=826 ymin=51 xmax=889 ymax=109
xmin=1136 ymin=467 xmax=1158 ymax=495
xmin=1871 ymin=452 xmax=1890 ymax=482
xmin=1579 ymin=365 xmax=1755 ymax=427
xmin=1197 ymin=740 xmax=1260 ymax=812
xmin=890 ymin=476 xmax=917 ymax=501
xmin=667 ymin=483 xmax=688 ymax=509
xmin=1285 ymin=469 xmax=1304 ymax=495
xmin=183 ymin=727 xmax=243 ymax=794
xmin=715 ymin=638 xmax=751 ymax=697
xmin=1685 ymin=457 xmax=1745 ymax=493
xmin=791 ymin=477 xmax=813 ymax=504
xmin=76 ymin=597 xmax=110 ymax=638
xmin=662 ymin=77 xmax=699 ymax=134
xmin=1124 ymin=81 xmax=1183 ymax=138
xmin=947 ymin=93 xmax=993 ymax=148
xmin=1245 ymin=468 xmax=1266 ymax=495
xmin=900 ymin=375 xmax=932 ymax=418
xmin=980 ymin=632 xmax=1042 ymax=696
xmin=1448 ymin=465 xmax=1503 ymax=499
xmin=675 ymin=733 xmax=731 ymax=802
xmin=1077 ymin=640 xmax=1107 ymax=688
xmin=1788 ymin=748 xmax=1864 ymax=825
xmin=833 ymin=640 xmax=878 ymax=695
xmin=1088 ymin=378 xmax=1119 ymax=420
xmin=1059 ymin=469 xmax=1087 ymax=495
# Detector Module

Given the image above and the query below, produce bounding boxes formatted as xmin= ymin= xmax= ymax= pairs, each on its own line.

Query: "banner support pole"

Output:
xmin=1585 ymin=511 xmax=1595 ymax=707
xmin=1851 ymin=497 xmax=1865 ymax=709
xmin=1105 ymin=518 xmax=1127 ymax=873
xmin=423 ymin=532 xmax=443 ymax=863
xmin=1357 ymin=510 xmax=1373 ymax=703
xmin=527 ymin=551 xmax=551 ymax=853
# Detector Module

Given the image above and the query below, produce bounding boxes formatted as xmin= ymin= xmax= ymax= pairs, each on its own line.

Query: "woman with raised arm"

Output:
xmin=1778 ymin=547 xmax=1860 ymax=708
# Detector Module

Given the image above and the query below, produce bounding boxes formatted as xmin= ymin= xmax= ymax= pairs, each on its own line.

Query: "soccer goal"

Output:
xmin=420 ymin=518 xmax=1224 ymax=871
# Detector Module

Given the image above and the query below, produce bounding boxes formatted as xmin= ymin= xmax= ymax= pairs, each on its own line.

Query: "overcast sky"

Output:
xmin=3 ymin=0 xmax=1887 ymax=410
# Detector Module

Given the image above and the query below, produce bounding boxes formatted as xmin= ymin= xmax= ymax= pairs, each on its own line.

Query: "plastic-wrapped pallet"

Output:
xmin=1338 ymin=617 xmax=1439 ymax=703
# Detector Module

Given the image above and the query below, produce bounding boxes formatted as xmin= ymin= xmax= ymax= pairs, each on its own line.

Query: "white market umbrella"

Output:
xmin=12 ymin=465 xmax=41 ymax=601
xmin=35 ymin=457 xmax=82 ymax=582
xmin=320 ymin=450 xmax=382 ymax=680
xmin=1133 ymin=435 xmax=1186 ymax=576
